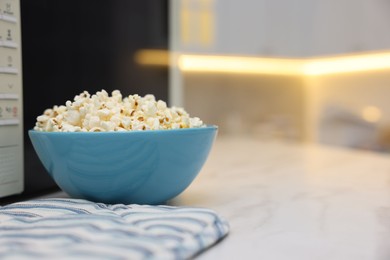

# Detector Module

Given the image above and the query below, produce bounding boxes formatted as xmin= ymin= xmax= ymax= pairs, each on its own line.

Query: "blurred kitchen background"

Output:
xmin=138 ymin=0 xmax=390 ymax=153
xmin=1 ymin=0 xmax=388 ymax=202
xmin=22 ymin=0 xmax=390 ymax=155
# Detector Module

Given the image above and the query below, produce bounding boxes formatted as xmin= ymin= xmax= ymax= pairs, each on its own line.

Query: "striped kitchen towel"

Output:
xmin=0 ymin=198 xmax=229 ymax=259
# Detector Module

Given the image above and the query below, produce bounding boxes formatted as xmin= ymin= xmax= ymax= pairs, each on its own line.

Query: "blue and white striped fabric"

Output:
xmin=0 ymin=198 xmax=229 ymax=259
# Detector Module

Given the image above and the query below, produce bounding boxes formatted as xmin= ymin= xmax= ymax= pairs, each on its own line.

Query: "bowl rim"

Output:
xmin=28 ymin=124 xmax=218 ymax=135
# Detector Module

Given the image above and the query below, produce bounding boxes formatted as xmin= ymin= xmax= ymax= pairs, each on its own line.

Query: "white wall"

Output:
xmin=305 ymin=71 xmax=390 ymax=151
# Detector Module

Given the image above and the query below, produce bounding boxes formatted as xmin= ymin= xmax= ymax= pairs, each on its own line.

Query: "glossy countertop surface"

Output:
xmin=39 ymin=136 xmax=390 ymax=259
xmin=173 ymin=137 xmax=390 ymax=260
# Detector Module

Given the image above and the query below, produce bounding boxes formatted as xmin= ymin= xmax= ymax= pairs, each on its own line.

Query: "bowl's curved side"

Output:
xmin=29 ymin=130 xmax=87 ymax=198
xmin=65 ymin=137 xmax=159 ymax=203
xmin=125 ymin=126 xmax=218 ymax=204
xmin=28 ymin=130 xmax=55 ymax=177
xmin=28 ymin=126 xmax=218 ymax=204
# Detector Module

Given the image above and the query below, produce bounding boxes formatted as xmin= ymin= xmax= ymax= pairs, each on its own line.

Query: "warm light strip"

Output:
xmin=303 ymin=52 xmax=390 ymax=75
xmin=134 ymin=49 xmax=169 ymax=66
xmin=178 ymin=54 xmax=303 ymax=75
xmin=135 ymin=49 xmax=390 ymax=76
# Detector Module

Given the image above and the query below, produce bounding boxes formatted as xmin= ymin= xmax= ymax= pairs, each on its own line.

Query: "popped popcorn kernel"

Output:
xmin=34 ymin=89 xmax=206 ymax=132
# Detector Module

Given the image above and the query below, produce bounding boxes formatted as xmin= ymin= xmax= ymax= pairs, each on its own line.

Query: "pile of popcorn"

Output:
xmin=34 ymin=89 xmax=205 ymax=132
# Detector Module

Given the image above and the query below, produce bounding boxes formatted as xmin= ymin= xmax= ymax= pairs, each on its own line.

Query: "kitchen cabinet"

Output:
xmin=172 ymin=0 xmax=390 ymax=57
xmin=170 ymin=0 xmax=390 ymax=152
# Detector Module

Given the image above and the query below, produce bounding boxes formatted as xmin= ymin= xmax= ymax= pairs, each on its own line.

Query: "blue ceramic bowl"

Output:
xmin=28 ymin=126 xmax=217 ymax=205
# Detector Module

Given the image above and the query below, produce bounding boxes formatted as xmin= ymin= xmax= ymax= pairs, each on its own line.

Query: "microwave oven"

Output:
xmin=0 ymin=0 xmax=169 ymax=204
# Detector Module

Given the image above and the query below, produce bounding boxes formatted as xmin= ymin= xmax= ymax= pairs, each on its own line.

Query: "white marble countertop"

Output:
xmin=38 ymin=136 xmax=390 ymax=260
xmin=171 ymin=136 xmax=390 ymax=260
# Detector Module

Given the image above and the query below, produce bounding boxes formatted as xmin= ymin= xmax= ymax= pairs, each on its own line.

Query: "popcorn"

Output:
xmin=34 ymin=89 xmax=206 ymax=132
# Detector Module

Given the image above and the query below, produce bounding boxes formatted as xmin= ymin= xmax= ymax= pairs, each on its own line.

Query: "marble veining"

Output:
xmin=170 ymin=137 xmax=390 ymax=260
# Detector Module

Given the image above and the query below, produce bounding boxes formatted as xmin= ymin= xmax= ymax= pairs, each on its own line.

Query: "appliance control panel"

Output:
xmin=0 ymin=0 xmax=23 ymax=198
